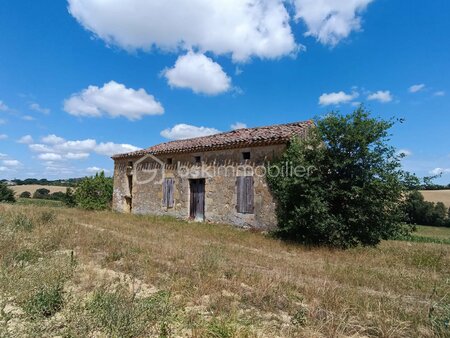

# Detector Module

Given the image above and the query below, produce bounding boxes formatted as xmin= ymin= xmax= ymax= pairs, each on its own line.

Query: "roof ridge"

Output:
xmin=112 ymin=119 xmax=312 ymax=159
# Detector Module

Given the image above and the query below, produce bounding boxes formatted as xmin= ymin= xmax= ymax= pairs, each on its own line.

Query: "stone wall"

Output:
xmin=112 ymin=144 xmax=286 ymax=229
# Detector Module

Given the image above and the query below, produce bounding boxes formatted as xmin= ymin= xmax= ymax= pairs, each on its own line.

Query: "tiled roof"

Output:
xmin=112 ymin=120 xmax=313 ymax=159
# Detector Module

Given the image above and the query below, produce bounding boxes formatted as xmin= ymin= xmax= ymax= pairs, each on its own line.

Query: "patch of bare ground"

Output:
xmin=0 ymin=203 xmax=448 ymax=337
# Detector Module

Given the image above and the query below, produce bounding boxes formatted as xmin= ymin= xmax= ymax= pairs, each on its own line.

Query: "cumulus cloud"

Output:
xmin=29 ymin=103 xmax=50 ymax=114
xmin=2 ymin=160 xmax=21 ymax=167
xmin=293 ymin=0 xmax=373 ymax=46
xmin=434 ymin=91 xmax=445 ymax=97
xmin=64 ymin=81 xmax=164 ymax=120
xmin=38 ymin=153 xmax=63 ymax=161
xmin=42 ymin=134 xmax=65 ymax=145
xmin=429 ymin=168 xmax=450 ymax=175
xmin=86 ymin=166 xmax=110 ymax=174
xmin=161 ymin=124 xmax=221 ymax=140
xmin=409 ymin=84 xmax=425 ymax=93
xmin=162 ymin=52 xmax=232 ymax=95
xmin=0 ymin=101 xmax=9 ymax=112
xmin=17 ymin=135 xmax=33 ymax=144
xmin=0 ymin=153 xmax=7 ymax=159
xmin=231 ymin=122 xmax=248 ymax=130
xmin=68 ymin=0 xmax=298 ymax=62
xmin=29 ymin=134 xmax=140 ymax=159
xmin=319 ymin=91 xmax=358 ymax=106
xmin=0 ymin=134 xmax=7 ymax=140
xmin=367 ymin=90 xmax=393 ymax=103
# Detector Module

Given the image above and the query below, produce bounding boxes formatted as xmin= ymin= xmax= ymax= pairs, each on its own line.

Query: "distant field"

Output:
xmin=10 ymin=184 xmax=67 ymax=195
xmin=420 ymin=189 xmax=450 ymax=207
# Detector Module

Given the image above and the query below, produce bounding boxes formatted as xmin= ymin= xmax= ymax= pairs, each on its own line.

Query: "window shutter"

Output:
xmin=245 ymin=176 xmax=254 ymax=213
xmin=162 ymin=179 xmax=167 ymax=206
xmin=236 ymin=176 xmax=254 ymax=214
xmin=236 ymin=176 xmax=244 ymax=213
xmin=168 ymin=178 xmax=174 ymax=208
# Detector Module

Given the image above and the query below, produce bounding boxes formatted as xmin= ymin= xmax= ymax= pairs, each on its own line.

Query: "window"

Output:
xmin=166 ymin=158 xmax=173 ymax=165
xmin=242 ymin=152 xmax=251 ymax=160
xmin=236 ymin=176 xmax=254 ymax=214
xmin=162 ymin=178 xmax=174 ymax=208
xmin=194 ymin=156 xmax=201 ymax=164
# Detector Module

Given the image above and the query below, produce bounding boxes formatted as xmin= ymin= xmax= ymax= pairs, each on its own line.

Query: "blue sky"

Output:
xmin=0 ymin=0 xmax=449 ymax=182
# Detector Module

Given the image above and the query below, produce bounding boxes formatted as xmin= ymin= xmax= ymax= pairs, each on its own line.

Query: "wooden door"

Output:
xmin=190 ymin=179 xmax=205 ymax=221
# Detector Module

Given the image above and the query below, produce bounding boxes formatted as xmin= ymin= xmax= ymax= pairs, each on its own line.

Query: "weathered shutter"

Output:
xmin=162 ymin=179 xmax=167 ymax=207
xmin=236 ymin=176 xmax=245 ymax=213
xmin=167 ymin=178 xmax=174 ymax=208
xmin=245 ymin=176 xmax=254 ymax=213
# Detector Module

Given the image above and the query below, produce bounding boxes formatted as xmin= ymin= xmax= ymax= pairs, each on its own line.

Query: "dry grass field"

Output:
xmin=420 ymin=190 xmax=450 ymax=208
xmin=10 ymin=185 xmax=67 ymax=196
xmin=0 ymin=204 xmax=449 ymax=337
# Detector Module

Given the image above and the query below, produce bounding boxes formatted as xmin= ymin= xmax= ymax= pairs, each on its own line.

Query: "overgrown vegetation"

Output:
xmin=0 ymin=182 xmax=16 ymax=203
xmin=268 ymin=107 xmax=411 ymax=248
xmin=75 ymin=171 xmax=113 ymax=210
xmin=0 ymin=203 xmax=448 ymax=337
xmin=403 ymin=190 xmax=450 ymax=227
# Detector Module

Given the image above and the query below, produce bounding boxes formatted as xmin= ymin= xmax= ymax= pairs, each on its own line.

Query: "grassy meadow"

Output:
xmin=0 ymin=203 xmax=448 ymax=337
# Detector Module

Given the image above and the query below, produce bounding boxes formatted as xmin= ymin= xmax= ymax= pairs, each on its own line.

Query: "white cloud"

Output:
xmin=63 ymin=81 xmax=164 ymax=120
xmin=0 ymin=153 xmax=7 ymax=159
xmin=29 ymin=134 xmax=140 ymax=159
xmin=319 ymin=91 xmax=358 ymax=106
xmin=29 ymin=144 xmax=54 ymax=153
xmin=0 ymin=101 xmax=9 ymax=112
xmin=161 ymin=124 xmax=221 ymax=140
xmin=162 ymin=52 xmax=232 ymax=95
xmin=409 ymin=84 xmax=425 ymax=93
xmin=0 ymin=134 xmax=7 ymax=140
xmin=0 ymin=119 xmax=6 ymax=125
xmin=2 ymin=160 xmax=21 ymax=167
xmin=22 ymin=115 xmax=35 ymax=121
xmin=434 ymin=91 xmax=445 ymax=97
xmin=367 ymin=90 xmax=393 ymax=103
xmin=293 ymin=0 xmax=373 ymax=46
xmin=95 ymin=142 xmax=140 ymax=156
xmin=65 ymin=152 xmax=89 ymax=160
xmin=42 ymin=134 xmax=65 ymax=145
xmin=429 ymin=168 xmax=450 ymax=175
xmin=68 ymin=0 xmax=298 ymax=62
xmin=231 ymin=122 xmax=247 ymax=130
xmin=38 ymin=153 xmax=63 ymax=161
xmin=30 ymin=103 xmax=50 ymax=114
xmin=17 ymin=135 xmax=33 ymax=144
xmin=86 ymin=166 xmax=110 ymax=174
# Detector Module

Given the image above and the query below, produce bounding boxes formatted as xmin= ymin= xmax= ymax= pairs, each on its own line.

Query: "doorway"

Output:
xmin=189 ymin=179 xmax=205 ymax=221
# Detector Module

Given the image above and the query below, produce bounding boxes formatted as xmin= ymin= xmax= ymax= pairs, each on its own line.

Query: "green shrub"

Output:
xmin=11 ymin=213 xmax=35 ymax=232
xmin=403 ymin=191 xmax=450 ymax=227
xmin=75 ymin=172 xmax=113 ymax=210
xmin=0 ymin=182 xmax=16 ymax=203
xmin=25 ymin=283 xmax=64 ymax=318
xmin=63 ymin=187 xmax=77 ymax=207
xmin=267 ymin=107 xmax=410 ymax=248
xmin=87 ymin=288 xmax=172 ymax=338
xmin=19 ymin=191 xmax=31 ymax=198
xmin=39 ymin=210 xmax=56 ymax=224
xmin=33 ymin=188 xmax=51 ymax=199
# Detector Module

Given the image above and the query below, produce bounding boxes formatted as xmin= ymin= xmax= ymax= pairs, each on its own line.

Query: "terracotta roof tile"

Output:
xmin=112 ymin=120 xmax=313 ymax=159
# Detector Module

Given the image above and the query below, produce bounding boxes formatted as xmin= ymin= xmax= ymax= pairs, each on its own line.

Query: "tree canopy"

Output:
xmin=267 ymin=107 xmax=411 ymax=248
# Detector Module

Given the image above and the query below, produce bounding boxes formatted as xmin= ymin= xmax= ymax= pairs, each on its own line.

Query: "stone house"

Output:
xmin=112 ymin=121 xmax=311 ymax=229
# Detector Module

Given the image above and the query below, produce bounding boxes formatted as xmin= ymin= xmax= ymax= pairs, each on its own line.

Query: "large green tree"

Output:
xmin=267 ymin=107 xmax=411 ymax=248
xmin=75 ymin=172 xmax=113 ymax=210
